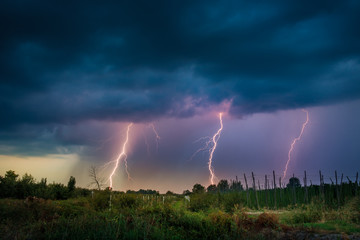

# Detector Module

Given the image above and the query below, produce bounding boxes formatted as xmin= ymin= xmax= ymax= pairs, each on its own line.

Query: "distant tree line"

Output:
xmin=126 ymin=189 xmax=159 ymax=195
xmin=0 ymin=170 xmax=90 ymax=200
xmin=185 ymin=177 xmax=301 ymax=195
xmin=183 ymin=178 xmax=244 ymax=195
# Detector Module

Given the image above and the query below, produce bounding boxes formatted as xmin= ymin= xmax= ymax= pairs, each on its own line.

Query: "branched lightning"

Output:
xmin=208 ymin=113 xmax=224 ymax=185
xmin=191 ymin=113 xmax=224 ymax=185
xmin=282 ymin=109 xmax=309 ymax=181
xmin=150 ymin=123 xmax=161 ymax=152
xmin=143 ymin=132 xmax=151 ymax=156
xmin=109 ymin=123 xmax=133 ymax=189
xmin=189 ymin=137 xmax=212 ymax=161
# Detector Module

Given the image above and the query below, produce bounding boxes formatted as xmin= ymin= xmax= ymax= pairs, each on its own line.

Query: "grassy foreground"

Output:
xmin=1 ymin=192 xmax=359 ymax=240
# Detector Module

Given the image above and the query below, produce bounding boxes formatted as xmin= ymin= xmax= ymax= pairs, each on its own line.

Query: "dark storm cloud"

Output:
xmin=1 ymin=0 xmax=360 ymax=128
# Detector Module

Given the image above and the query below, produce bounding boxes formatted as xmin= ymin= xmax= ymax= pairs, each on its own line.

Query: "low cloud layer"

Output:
xmin=1 ymin=1 xmax=360 ymax=126
xmin=1 ymin=1 xmax=360 ymax=161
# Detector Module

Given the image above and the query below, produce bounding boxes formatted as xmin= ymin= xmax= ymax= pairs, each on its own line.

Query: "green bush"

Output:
xmin=90 ymin=190 xmax=111 ymax=211
xmin=189 ymin=193 xmax=212 ymax=212
xmin=222 ymin=192 xmax=243 ymax=213
xmin=338 ymin=196 xmax=360 ymax=224
xmin=208 ymin=210 xmax=233 ymax=237
xmin=283 ymin=203 xmax=323 ymax=224
xmin=112 ymin=193 xmax=139 ymax=209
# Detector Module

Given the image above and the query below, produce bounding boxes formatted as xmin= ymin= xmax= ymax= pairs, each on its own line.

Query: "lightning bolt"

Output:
xmin=191 ymin=113 xmax=224 ymax=185
xmin=109 ymin=123 xmax=133 ymax=189
xmin=143 ymin=132 xmax=151 ymax=156
xmin=208 ymin=113 xmax=224 ymax=185
xmin=189 ymin=137 xmax=212 ymax=161
xmin=150 ymin=123 xmax=161 ymax=152
xmin=282 ymin=109 xmax=309 ymax=181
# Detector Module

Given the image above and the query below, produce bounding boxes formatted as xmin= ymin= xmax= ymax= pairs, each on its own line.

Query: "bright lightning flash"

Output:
xmin=109 ymin=123 xmax=133 ymax=189
xmin=191 ymin=113 xmax=224 ymax=185
xmin=282 ymin=109 xmax=309 ymax=181
xmin=208 ymin=113 xmax=224 ymax=185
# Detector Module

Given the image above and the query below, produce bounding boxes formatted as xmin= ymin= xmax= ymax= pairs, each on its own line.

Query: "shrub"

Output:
xmin=189 ymin=193 xmax=212 ymax=212
xmin=283 ymin=203 xmax=323 ymax=224
xmin=339 ymin=196 xmax=360 ymax=224
xmin=233 ymin=211 xmax=253 ymax=231
xmin=90 ymin=190 xmax=111 ymax=211
xmin=255 ymin=213 xmax=279 ymax=229
xmin=113 ymin=193 xmax=139 ymax=209
xmin=222 ymin=192 xmax=243 ymax=213
xmin=208 ymin=210 xmax=233 ymax=236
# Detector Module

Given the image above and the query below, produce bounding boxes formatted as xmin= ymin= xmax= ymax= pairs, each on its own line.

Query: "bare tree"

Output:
xmin=89 ymin=165 xmax=104 ymax=190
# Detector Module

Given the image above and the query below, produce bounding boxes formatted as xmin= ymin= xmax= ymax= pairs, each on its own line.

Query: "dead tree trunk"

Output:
xmin=252 ymin=172 xmax=259 ymax=209
xmin=244 ymin=173 xmax=249 ymax=207
xmin=265 ymin=175 xmax=268 ymax=208
xmin=273 ymin=170 xmax=277 ymax=209
xmin=355 ymin=172 xmax=358 ymax=196
xmin=304 ymin=170 xmax=308 ymax=204
xmin=335 ymin=171 xmax=340 ymax=206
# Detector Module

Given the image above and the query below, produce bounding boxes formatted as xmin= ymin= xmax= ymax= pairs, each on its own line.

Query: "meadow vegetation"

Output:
xmin=0 ymin=170 xmax=359 ymax=239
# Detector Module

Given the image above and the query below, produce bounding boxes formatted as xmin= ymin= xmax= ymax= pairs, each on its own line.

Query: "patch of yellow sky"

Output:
xmin=0 ymin=154 xmax=88 ymax=186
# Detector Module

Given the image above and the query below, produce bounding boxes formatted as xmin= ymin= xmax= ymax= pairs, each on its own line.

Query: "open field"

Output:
xmin=1 ymin=170 xmax=360 ymax=239
xmin=1 ymin=192 xmax=360 ymax=240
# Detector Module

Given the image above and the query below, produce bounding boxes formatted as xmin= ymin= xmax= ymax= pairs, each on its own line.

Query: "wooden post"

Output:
xmin=319 ymin=170 xmax=323 ymax=202
xmin=268 ymin=180 xmax=271 ymax=207
xmin=236 ymin=176 xmax=239 ymax=191
xmin=265 ymin=175 xmax=268 ymax=208
xmin=258 ymin=179 xmax=261 ymax=207
xmin=355 ymin=172 xmax=358 ymax=196
xmin=321 ymin=173 xmax=325 ymax=202
xmin=279 ymin=177 xmax=282 ymax=206
xmin=292 ymin=174 xmax=296 ymax=205
xmin=335 ymin=171 xmax=340 ymax=206
xmin=340 ymin=173 xmax=344 ymax=202
xmin=273 ymin=170 xmax=277 ymax=209
xmin=252 ymin=172 xmax=259 ymax=209
xmin=244 ymin=173 xmax=249 ymax=207
xmin=346 ymin=176 xmax=352 ymax=183
xmin=346 ymin=176 xmax=353 ymax=196
xmin=304 ymin=170 xmax=308 ymax=204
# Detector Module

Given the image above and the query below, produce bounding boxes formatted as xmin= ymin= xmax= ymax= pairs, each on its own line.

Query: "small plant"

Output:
xmin=255 ymin=213 xmax=279 ymax=229
xmin=282 ymin=203 xmax=323 ymax=224
xmin=189 ymin=193 xmax=212 ymax=212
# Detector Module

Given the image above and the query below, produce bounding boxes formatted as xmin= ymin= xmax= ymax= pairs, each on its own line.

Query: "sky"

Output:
xmin=1 ymin=1 xmax=360 ymax=193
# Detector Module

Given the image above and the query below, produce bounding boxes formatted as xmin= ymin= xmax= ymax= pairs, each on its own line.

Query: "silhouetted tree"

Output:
xmin=217 ymin=179 xmax=229 ymax=192
xmin=192 ymin=183 xmax=205 ymax=194
xmin=137 ymin=189 xmax=159 ymax=195
xmin=230 ymin=178 xmax=243 ymax=191
xmin=1 ymin=170 xmax=19 ymax=197
xmin=89 ymin=165 xmax=103 ymax=190
xmin=36 ymin=178 xmax=48 ymax=198
xmin=67 ymin=176 xmax=76 ymax=193
xmin=0 ymin=170 xmax=90 ymax=200
xmin=207 ymin=184 xmax=217 ymax=193
xmin=16 ymin=173 xmax=36 ymax=198
xmin=49 ymin=183 xmax=68 ymax=200
xmin=183 ymin=190 xmax=191 ymax=195
xmin=166 ymin=190 xmax=174 ymax=195
xmin=286 ymin=177 xmax=301 ymax=188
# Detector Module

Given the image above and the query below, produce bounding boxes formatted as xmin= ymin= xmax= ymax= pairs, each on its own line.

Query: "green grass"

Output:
xmin=1 ymin=195 xmax=360 ymax=239
xmin=303 ymin=221 xmax=360 ymax=234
